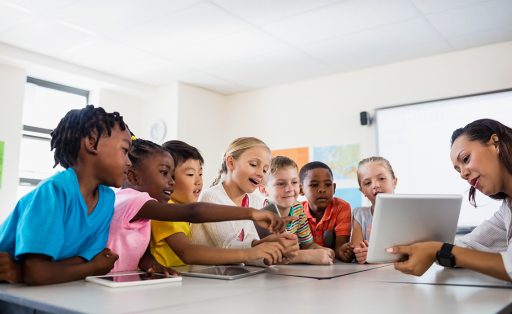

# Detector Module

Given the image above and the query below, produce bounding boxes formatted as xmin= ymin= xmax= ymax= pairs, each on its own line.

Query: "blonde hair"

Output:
xmin=269 ymin=156 xmax=298 ymax=176
xmin=211 ymin=137 xmax=270 ymax=186
xmin=357 ymin=156 xmax=396 ymax=187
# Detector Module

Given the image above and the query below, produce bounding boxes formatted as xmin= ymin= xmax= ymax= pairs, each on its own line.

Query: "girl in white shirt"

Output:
xmin=351 ymin=156 xmax=397 ymax=264
xmin=389 ymin=119 xmax=512 ymax=282
xmin=191 ymin=137 xmax=298 ymax=261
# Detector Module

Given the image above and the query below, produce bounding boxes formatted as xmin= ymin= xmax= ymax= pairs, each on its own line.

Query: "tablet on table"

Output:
xmin=86 ymin=271 xmax=182 ymax=288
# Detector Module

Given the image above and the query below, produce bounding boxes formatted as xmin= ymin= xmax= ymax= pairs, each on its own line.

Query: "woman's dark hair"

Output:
xmin=129 ymin=138 xmax=169 ymax=168
xmin=162 ymin=140 xmax=204 ymax=167
xmin=451 ymin=118 xmax=512 ymax=206
xmin=50 ymin=105 xmax=127 ymax=169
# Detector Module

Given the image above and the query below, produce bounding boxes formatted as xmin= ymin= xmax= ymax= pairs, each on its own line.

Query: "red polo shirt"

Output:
xmin=302 ymin=197 xmax=351 ymax=248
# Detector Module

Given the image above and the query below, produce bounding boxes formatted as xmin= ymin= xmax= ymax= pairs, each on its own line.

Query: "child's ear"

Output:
xmin=333 ymin=182 xmax=337 ymax=192
xmin=83 ymin=134 xmax=99 ymax=155
xmin=299 ymin=183 xmax=304 ymax=196
xmin=225 ymin=155 xmax=234 ymax=172
xmin=126 ymin=168 xmax=138 ymax=186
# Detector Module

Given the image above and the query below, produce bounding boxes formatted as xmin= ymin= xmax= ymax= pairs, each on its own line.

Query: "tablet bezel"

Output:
xmin=85 ymin=271 xmax=182 ymax=288
xmin=180 ymin=265 xmax=266 ymax=280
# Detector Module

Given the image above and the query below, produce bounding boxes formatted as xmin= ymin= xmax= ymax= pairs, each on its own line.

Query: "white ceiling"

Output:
xmin=0 ymin=0 xmax=511 ymax=94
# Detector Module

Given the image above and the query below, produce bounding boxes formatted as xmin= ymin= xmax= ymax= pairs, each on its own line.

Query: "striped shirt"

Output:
xmin=261 ymin=200 xmax=314 ymax=247
xmin=455 ymin=200 xmax=512 ymax=280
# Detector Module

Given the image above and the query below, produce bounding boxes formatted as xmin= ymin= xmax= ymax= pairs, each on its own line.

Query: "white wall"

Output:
xmin=219 ymin=41 xmax=512 ymax=158
xmin=0 ymin=63 xmax=26 ymax=220
xmin=177 ymin=82 xmax=227 ymax=186
xmin=173 ymin=41 xmax=512 ymax=208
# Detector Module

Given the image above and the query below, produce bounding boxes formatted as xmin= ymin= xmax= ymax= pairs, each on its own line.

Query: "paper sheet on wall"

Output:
xmin=271 ymin=147 xmax=309 ymax=171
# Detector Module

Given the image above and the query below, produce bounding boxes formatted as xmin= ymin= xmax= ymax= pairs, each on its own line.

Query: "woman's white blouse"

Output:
xmin=455 ymin=200 xmax=512 ymax=279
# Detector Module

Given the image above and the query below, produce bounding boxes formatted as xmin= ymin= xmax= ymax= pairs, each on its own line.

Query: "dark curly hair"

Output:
xmin=50 ymin=105 xmax=127 ymax=169
xmin=129 ymin=138 xmax=169 ymax=168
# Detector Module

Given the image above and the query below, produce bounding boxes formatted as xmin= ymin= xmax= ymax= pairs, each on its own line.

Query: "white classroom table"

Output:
xmin=0 ymin=263 xmax=511 ymax=314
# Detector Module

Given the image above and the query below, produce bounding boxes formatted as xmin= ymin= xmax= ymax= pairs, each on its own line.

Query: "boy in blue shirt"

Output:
xmin=0 ymin=105 xmax=131 ymax=285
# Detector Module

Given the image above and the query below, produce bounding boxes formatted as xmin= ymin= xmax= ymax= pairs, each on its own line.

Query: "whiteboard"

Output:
xmin=376 ymin=89 xmax=512 ymax=227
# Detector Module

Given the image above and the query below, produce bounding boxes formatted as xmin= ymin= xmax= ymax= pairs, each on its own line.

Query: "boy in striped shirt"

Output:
xmin=259 ymin=156 xmax=335 ymax=264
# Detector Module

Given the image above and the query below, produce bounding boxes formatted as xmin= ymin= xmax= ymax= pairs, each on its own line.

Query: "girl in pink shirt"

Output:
xmin=106 ymin=138 xmax=287 ymax=273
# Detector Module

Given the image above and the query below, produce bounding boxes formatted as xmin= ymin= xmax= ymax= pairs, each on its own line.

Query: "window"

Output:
xmin=18 ymin=77 xmax=89 ymax=199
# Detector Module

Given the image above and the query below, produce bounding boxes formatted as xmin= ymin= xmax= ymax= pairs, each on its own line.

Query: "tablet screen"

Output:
xmin=102 ymin=272 xmax=168 ymax=283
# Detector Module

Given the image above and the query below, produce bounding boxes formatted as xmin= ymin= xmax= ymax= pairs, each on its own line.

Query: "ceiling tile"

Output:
xmin=261 ymin=0 xmax=418 ymax=45
xmin=0 ymin=1 xmax=33 ymax=33
xmin=212 ymin=0 xmax=341 ymax=25
xmin=164 ymin=28 xmax=289 ymax=68
xmin=61 ymin=40 xmax=155 ymax=71
xmin=425 ymin=0 xmax=512 ymax=37
xmin=174 ymin=69 xmax=248 ymax=94
xmin=108 ymin=57 xmax=185 ymax=85
xmin=0 ymin=20 xmax=97 ymax=58
xmin=448 ymin=26 xmax=512 ymax=49
xmin=55 ymin=0 xmax=201 ymax=35
xmin=301 ymin=18 xmax=451 ymax=70
xmin=203 ymin=47 xmax=332 ymax=88
xmin=411 ymin=0 xmax=488 ymax=14
xmin=116 ymin=2 xmax=251 ymax=54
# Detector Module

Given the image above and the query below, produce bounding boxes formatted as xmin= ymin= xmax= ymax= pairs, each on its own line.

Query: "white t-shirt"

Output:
xmin=191 ymin=183 xmax=263 ymax=249
xmin=352 ymin=206 xmax=373 ymax=241
xmin=455 ymin=200 xmax=512 ymax=280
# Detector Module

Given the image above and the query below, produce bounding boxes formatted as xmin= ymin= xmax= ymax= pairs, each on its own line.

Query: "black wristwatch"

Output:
xmin=436 ymin=243 xmax=456 ymax=268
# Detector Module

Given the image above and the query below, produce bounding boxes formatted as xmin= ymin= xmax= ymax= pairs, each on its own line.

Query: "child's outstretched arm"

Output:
xmin=0 ymin=252 xmax=22 ymax=283
xmin=21 ymin=249 xmax=118 ymax=285
xmin=138 ymin=248 xmax=178 ymax=276
xmin=133 ymin=201 xmax=288 ymax=233
xmin=165 ymin=232 xmax=285 ymax=265
xmin=284 ymin=249 xmax=334 ymax=265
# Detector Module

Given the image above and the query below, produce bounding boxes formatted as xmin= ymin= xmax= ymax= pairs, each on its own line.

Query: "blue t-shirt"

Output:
xmin=0 ymin=168 xmax=115 ymax=261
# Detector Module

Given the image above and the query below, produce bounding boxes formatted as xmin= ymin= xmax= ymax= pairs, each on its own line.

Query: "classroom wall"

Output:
xmin=0 ymin=63 xmax=26 ymax=220
xmin=177 ymin=82 xmax=227 ymax=185
xmin=176 ymin=41 xmax=510 ymax=184
xmin=97 ymin=84 xmax=179 ymax=142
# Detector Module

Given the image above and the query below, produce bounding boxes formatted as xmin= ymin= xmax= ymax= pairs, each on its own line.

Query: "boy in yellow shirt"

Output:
xmin=150 ymin=140 xmax=287 ymax=267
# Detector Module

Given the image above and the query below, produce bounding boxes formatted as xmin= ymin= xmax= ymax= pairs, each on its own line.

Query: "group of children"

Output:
xmin=1 ymin=105 xmax=511 ymax=285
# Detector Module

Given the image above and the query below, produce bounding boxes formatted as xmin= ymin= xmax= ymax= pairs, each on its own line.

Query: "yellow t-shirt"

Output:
xmin=150 ymin=200 xmax=191 ymax=267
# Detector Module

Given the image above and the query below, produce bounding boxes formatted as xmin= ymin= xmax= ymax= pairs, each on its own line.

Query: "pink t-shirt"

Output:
xmin=106 ymin=188 xmax=152 ymax=272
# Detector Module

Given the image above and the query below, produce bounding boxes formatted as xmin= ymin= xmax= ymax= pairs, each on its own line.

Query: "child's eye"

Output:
xmin=309 ymin=183 xmax=318 ymax=188
xmin=364 ymin=182 xmax=371 ymax=186
xmin=250 ymin=163 xmax=257 ymax=167
xmin=463 ymin=155 xmax=470 ymax=164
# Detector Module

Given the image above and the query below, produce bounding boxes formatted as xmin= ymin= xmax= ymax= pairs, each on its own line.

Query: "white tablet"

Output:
xmin=366 ymin=194 xmax=462 ymax=263
xmin=180 ymin=265 xmax=266 ymax=280
xmin=86 ymin=271 xmax=182 ymax=288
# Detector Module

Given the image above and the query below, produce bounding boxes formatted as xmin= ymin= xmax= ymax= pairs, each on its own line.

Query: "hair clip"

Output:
xmin=131 ymin=135 xmax=137 ymax=141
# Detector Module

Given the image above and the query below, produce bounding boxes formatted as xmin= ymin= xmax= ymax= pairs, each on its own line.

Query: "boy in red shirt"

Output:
xmin=300 ymin=161 xmax=354 ymax=262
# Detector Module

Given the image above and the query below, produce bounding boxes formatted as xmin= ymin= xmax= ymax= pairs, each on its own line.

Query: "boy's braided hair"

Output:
xmin=50 ymin=105 xmax=127 ymax=169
